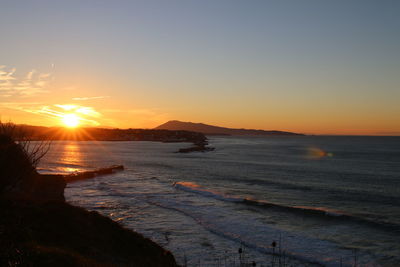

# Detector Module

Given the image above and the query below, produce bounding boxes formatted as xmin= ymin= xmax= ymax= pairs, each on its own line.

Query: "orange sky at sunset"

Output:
xmin=0 ymin=64 xmax=398 ymax=136
xmin=1 ymin=1 xmax=399 ymax=136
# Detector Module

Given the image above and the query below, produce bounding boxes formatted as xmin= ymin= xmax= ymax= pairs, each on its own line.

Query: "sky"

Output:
xmin=0 ymin=0 xmax=399 ymax=135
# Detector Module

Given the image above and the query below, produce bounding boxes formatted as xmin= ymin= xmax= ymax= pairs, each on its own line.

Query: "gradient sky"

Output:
xmin=0 ymin=0 xmax=399 ymax=135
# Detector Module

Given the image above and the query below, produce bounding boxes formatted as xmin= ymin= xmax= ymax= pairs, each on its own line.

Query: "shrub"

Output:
xmin=0 ymin=121 xmax=50 ymax=194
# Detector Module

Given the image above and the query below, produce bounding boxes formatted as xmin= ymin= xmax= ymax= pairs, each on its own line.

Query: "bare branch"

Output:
xmin=0 ymin=120 xmax=52 ymax=192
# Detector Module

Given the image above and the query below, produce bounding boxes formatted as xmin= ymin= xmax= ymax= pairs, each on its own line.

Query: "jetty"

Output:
xmin=63 ymin=165 xmax=125 ymax=183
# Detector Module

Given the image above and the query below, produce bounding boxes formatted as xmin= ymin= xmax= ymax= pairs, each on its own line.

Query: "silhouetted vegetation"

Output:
xmin=0 ymin=200 xmax=177 ymax=267
xmin=0 ymin=121 xmax=50 ymax=195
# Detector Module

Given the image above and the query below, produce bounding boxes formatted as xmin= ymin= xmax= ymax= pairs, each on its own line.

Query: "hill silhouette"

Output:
xmin=155 ymin=120 xmax=304 ymax=136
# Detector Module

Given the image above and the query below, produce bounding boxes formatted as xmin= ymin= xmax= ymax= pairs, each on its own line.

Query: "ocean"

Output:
xmin=39 ymin=136 xmax=400 ymax=266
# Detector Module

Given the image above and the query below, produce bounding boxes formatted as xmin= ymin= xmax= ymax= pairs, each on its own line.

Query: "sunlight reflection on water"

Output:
xmin=43 ymin=142 xmax=86 ymax=174
xmin=59 ymin=143 xmax=83 ymax=166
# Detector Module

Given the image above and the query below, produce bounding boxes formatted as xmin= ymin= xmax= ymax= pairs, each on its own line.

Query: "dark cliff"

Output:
xmin=0 ymin=200 xmax=177 ymax=267
xmin=0 ymin=131 xmax=177 ymax=267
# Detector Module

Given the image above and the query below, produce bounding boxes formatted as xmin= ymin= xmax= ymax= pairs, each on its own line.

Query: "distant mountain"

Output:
xmin=155 ymin=120 xmax=304 ymax=136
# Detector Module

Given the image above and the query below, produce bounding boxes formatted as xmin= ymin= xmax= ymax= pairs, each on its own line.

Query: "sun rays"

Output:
xmin=20 ymin=104 xmax=103 ymax=128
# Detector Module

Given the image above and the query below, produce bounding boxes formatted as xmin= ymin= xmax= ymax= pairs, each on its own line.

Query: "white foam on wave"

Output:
xmin=174 ymin=181 xmax=350 ymax=218
xmin=171 ymin=181 xmax=377 ymax=266
xmin=174 ymin=181 xmax=242 ymax=203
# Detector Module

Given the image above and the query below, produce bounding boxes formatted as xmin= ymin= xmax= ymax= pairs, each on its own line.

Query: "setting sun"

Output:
xmin=62 ymin=114 xmax=80 ymax=128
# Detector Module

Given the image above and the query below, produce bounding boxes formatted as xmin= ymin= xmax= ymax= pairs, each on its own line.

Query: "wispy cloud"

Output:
xmin=0 ymin=102 xmax=102 ymax=126
xmin=55 ymin=104 xmax=101 ymax=118
xmin=0 ymin=102 xmax=44 ymax=114
xmin=72 ymin=96 xmax=109 ymax=101
xmin=0 ymin=65 xmax=52 ymax=97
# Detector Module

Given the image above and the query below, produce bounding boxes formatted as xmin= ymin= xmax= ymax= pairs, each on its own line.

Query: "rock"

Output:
xmin=178 ymin=145 xmax=215 ymax=153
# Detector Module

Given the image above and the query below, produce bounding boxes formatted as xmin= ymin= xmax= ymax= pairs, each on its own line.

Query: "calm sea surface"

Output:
xmin=39 ymin=136 xmax=400 ymax=266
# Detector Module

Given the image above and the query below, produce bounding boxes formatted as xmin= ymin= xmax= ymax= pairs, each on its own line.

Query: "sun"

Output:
xmin=62 ymin=113 xmax=80 ymax=128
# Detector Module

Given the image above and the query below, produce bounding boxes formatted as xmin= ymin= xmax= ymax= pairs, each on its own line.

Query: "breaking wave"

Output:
xmin=174 ymin=181 xmax=400 ymax=232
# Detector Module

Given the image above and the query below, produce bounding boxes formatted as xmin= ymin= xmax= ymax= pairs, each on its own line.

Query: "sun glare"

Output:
xmin=62 ymin=114 xmax=80 ymax=128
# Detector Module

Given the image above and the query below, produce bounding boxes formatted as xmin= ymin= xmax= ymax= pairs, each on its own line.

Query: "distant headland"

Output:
xmin=9 ymin=124 xmax=213 ymax=153
xmin=13 ymin=124 xmax=207 ymax=143
xmin=155 ymin=120 xmax=304 ymax=136
xmin=8 ymin=122 xmax=303 ymax=154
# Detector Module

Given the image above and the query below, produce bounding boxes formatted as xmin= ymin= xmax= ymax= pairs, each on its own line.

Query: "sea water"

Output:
xmin=39 ymin=136 xmax=400 ymax=266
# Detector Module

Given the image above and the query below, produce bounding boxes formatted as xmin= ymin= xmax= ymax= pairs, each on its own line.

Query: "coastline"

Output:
xmin=4 ymin=136 xmax=396 ymax=266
